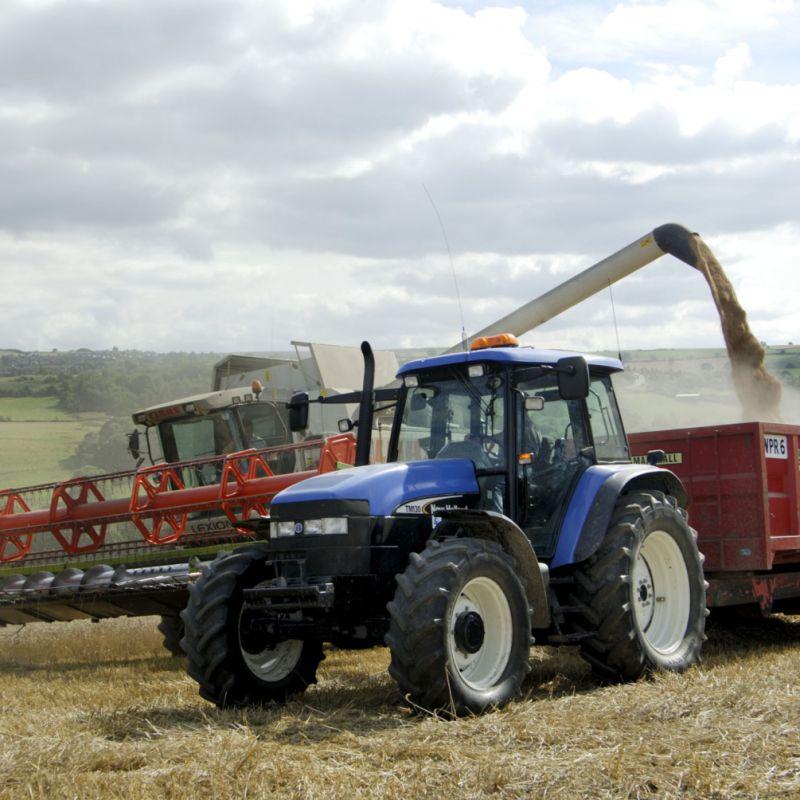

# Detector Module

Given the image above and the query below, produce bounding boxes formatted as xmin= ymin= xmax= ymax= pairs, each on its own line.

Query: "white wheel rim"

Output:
xmin=632 ymin=530 xmax=691 ymax=655
xmin=238 ymin=606 xmax=304 ymax=682
xmin=447 ymin=576 xmax=513 ymax=690
xmin=240 ymin=638 xmax=304 ymax=682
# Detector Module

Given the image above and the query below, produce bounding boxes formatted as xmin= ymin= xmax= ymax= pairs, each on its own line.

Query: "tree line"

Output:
xmin=0 ymin=353 xmax=221 ymax=415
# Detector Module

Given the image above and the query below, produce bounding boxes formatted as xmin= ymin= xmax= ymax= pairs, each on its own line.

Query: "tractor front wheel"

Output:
xmin=571 ymin=491 xmax=707 ymax=681
xmin=181 ymin=544 xmax=323 ymax=708
xmin=386 ymin=538 xmax=532 ymax=716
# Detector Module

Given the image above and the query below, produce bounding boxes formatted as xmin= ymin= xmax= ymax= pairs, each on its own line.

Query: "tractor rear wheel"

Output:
xmin=571 ymin=491 xmax=706 ymax=681
xmin=157 ymin=614 xmax=184 ymax=657
xmin=181 ymin=544 xmax=323 ymax=708
xmin=386 ymin=538 xmax=532 ymax=716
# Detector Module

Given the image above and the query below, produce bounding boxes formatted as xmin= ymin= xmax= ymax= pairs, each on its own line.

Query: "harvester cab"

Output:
xmin=128 ymin=341 xmax=401 ymax=473
xmin=181 ymin=335 xmax=706 ymax=716
xmin=130 ymin=388 xmax=295 ymax=479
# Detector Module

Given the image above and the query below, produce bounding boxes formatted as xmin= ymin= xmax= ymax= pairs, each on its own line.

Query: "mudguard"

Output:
xmin=550 ymin=464 xmax=687 ymax=569
xmin=433 ymin=509 xmax=550 ymax=628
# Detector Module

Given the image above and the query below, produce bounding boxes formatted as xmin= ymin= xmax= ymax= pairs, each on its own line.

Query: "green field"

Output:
xmin=0 ymin=397 xmax=107 ymax=487
xmin=0 ymin=396 xmax=79 ymax=422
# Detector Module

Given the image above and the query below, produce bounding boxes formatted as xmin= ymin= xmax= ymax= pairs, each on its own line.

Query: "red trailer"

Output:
xmin=629 ymin=422 xmax=800 ymax=612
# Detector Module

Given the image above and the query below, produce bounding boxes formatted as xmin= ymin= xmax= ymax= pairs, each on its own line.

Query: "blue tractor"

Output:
xmin=181 ymin=335 xmax=706 ymax=715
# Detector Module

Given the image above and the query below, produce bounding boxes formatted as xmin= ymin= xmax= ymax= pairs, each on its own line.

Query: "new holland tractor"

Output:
xmin=181 ymin=335 xmax=707 ymax=714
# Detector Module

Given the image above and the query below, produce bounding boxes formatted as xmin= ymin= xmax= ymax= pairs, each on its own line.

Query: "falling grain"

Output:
xmin=654 ymin=224 xmax=783 ymax=421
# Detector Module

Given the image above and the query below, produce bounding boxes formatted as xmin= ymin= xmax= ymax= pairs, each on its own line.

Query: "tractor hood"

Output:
xmin=270 ymin=459 xmax=480 ymax=518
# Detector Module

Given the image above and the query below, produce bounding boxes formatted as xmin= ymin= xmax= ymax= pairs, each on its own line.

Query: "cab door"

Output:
xmin=513 ymin=373 xmax=592 ymax=556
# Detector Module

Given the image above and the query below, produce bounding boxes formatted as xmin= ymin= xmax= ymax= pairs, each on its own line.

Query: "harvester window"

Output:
xmin=169 ymin=417 xmax=217 ymax=460
xmin=160 ymin=411 xmax=239 ymax=461
xmin=239 ymin=404 xmax=291 ymax=449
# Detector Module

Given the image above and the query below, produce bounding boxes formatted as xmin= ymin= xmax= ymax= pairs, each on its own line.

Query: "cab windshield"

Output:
xmin=395 ymin=368 xmax=505 ymax=469
xmin=159 ymin=409 xmax=240 ymax=463
xmin=238 ymin=403 xmax=290 ymax=449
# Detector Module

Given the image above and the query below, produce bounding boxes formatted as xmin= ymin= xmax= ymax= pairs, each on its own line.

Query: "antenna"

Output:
xmin=608 ymin=280 xmax=623 ymax=363
xmin=423 ymin=184 xmax=467 ymax=351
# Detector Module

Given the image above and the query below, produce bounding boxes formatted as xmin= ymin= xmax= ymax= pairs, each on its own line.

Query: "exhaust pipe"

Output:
xmin=355 ymin=341 xmax=375 ymax=467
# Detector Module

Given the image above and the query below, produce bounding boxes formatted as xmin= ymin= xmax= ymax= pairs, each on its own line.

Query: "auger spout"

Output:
xmin=449 ymin=223 xmax=700 ymax=352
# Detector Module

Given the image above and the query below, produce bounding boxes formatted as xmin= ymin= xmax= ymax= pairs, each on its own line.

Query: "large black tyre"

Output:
xmin=386 ymin=538 xmax=532 ymax=716
xmin=570 ymin=490 xmax=707 ymax=681
xmin=180 ymin=544 xmax=324 ymax=708
xmin=157 ymin=614 xmax=184 ymax=657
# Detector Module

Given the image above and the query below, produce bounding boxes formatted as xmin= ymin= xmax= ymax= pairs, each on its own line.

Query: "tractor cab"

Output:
xmin=388 ymin=334 xmax=630 ymax=559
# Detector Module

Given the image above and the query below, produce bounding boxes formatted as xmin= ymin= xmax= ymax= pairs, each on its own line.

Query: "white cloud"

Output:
xmin=600 ymin=0 xmax=792 ymax=47
xmin=714 ymin=42 xmax=752 ymax=84
xmin=0 ymin=0 xmax=798 ymax=356
xmin=533 ymin=0 xmax=796 ymax=64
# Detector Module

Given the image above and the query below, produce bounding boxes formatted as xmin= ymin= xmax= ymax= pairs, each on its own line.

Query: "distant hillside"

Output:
xmin=0 ymin=350 xmax=223 ymax=416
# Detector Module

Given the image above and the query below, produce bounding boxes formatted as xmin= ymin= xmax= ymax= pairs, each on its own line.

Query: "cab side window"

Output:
xmin=587 ymin=377 xmax=629 ymax=461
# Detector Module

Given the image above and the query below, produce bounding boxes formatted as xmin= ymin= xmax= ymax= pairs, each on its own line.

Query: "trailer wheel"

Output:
xmin=181 ymin=544 xmax=323 ymax=708
xmin=157 ymin=614 xmax=184 ymax=657
xmin=386 ymin=538 xmax=532 ymax=716
xmin=571 ymin=491 xmax=706 ymax=681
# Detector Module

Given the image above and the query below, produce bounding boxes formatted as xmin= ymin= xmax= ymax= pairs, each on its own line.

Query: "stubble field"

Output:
xmin=0 ymin=614 xmax=798 ymax=800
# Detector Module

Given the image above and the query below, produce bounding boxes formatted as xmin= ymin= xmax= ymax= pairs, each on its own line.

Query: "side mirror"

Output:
xmin=288 ymin=392 xmax=309 ymax=432
xmin=556 ymin=356 xmax=590 ymax=400
xmin=525 ymin=396 xmax=545 ymax=412
xmin=127 ymin=430 xmax=141 ymax=460
xmin=338 ymin=418 xmax=355 ymax=433
xmin=647 ymin=449 xmax=666 ymax=465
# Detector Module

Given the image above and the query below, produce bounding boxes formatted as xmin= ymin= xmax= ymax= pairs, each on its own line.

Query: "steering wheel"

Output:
xmin=474 ymin=434 xmax=503 ymax=463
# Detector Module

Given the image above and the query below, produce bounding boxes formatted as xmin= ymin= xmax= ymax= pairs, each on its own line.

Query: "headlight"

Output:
xmin=271 ymin=517 xmax=349 ymax=537
xmin=273 ymin=521 xmax=296 ymax=537
xmin=321 ymin=517 xmax=348 ymax=534
xmin=302 ymin=518 xmax=348 ymax=535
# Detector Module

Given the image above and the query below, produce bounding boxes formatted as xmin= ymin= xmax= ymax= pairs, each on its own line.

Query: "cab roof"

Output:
xmin=397 ymin=346 xmax=623 ymax=376
xmin=132 ymin=387 xmax=268 ymax=426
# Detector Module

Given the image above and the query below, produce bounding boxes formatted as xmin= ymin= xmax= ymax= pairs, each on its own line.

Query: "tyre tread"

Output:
xmin=180 ymin=544 xmax=323 ymax=708
xmin=567 ymin=491 xmax=706 ymax=682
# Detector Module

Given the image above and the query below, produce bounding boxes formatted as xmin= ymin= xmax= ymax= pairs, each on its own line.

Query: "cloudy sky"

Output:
xmin=1 ymin=0 xmax=798 ymax=354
